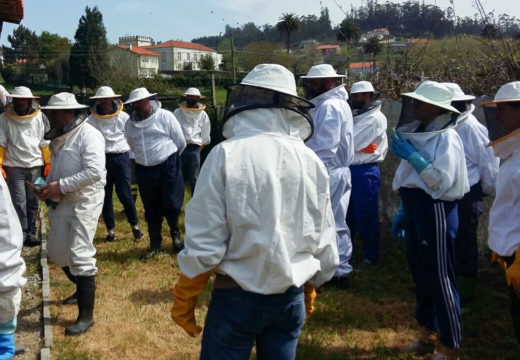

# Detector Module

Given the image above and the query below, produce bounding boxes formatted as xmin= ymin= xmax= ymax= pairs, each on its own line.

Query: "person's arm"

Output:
xmin=305 ymin=103 xmax=342 ymax=170
xmin=168 ymin=112 xmax=186 ymax=154
xmin=201 ymin=111 xmax=211 ymax=146
xmin=58 ymin=129 xmax=106 ymax=194
xmin=475 ymin=129 xmax=499 ymax=195
xmin=177 ymin=146 xmax=229 ymax=278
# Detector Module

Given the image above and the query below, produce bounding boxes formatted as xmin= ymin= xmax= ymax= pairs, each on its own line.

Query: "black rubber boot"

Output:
xmin=140 ymin=221 xmax=163 ymax=260
xmin=171 ymin=227 xmax=184 ymax=253
xmin=65 ymin=276 xmax=95 ymax=336
xmin=61 ymin=267 xmax=77 ymax=305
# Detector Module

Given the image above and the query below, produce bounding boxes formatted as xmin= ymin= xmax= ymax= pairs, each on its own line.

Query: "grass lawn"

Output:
xmin=47 ymin=190 xmax=519 ymax=359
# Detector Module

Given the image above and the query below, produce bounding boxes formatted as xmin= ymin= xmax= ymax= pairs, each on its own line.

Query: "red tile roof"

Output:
xmin=316 ymin=45 xmax=340 ymax=50
xmin=0 ymin=0 xmax=24 ymax=24
xmin=144 ymin=40 xmax=216 ymax=52
xmin=349 ymin=61 xmax=374 ymax=69
xmin=117 ymin=45 xmax=160 ymax=57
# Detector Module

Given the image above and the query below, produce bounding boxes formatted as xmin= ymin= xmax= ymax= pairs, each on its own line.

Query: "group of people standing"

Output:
xmin=0 ymin=61 xmax=519 ymax=360
xmin=0 ymin=85 xmax=210 ymax=356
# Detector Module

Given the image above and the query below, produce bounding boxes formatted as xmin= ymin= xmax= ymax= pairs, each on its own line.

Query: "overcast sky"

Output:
xmin=1 ymin=0 xmax=518 ymax=46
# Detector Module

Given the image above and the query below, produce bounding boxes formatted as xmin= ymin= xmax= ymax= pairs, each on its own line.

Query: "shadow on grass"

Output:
xmin=128 ymin=287 xmax=172 ymax=305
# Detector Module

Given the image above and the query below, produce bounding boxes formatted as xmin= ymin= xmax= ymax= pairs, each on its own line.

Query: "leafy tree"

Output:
xmin=40 ymin=31 xmax=71 ymax=84
xmin=363 ymin=36 xmax=383 ymax=69
xmin=199 ymin=54 xmax=216 ymax=71
xmin=276 ymin=13 xmax=300 ymax=53
xmin=4 ymin=25 xmax=40 ymax=63
xmin=69 ymin=6 xmax=109 ymax=88
xmin=337 ymin=18 xmax=361 ymax=45
xmin=240 ymin=41 xmax=292 ymax=71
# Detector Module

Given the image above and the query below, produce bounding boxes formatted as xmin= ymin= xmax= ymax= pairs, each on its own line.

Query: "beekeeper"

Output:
xmin=301 ymin=64 xmax=354 ymax=288
xmin=171 ymin=64 xmax=338 ymax=360
xmin=40 ymin=92 xmax=106 ymax=336
xmin=442 ymin=82 xmax=499 ymax=305
xmin=391 ymin=81 xmax=468 ymax=359
xmin=346 ymin=81 xmax=387 ymax=267
xmin=480 ymin=81 xmax=520 ymax=345
xmin=87 ymin=86 xmax=143 ymax=242
xmin=0 ymin=177 xmax=26 ymax=358
xmin=0 ymin=86 xmax=50 ymax=247
xmin=124 ymin=88 xmax=186 ymax=258
xmin=173 ymin=87 xmax=211 ymax=196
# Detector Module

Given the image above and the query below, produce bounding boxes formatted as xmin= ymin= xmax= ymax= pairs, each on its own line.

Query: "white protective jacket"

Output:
xmin=0 ymin=176 xmax=25 ymax=323
xmin=177 ymin=108 xmax=339 ymax=294
xmin=46 ymin=120 xmax=106 ymax=276
xmin=488 ymin=129 xmax=520 ymax=257
xmin=454 ymin=105 xmax=499 ymax=194
xmin=306 ymin=85 xmax=354 ymax=276
xmin=393 ymin=116 xmax=469 ymax=201
xmin=125 ymin=101 xmax=186 ymax=166
xmin=0 ymin=103 xmax=50 ymax=167
xmin=87 ymin=101 xmax=131 ymax=154
xmin=351 ymin=101 xmax=388 ymax=165
xmin=173 ymin=103 xmax=211 ymax=146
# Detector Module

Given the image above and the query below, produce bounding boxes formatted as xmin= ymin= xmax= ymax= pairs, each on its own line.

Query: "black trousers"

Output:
xmin=505 ymin=255 xmax=520 ymax=345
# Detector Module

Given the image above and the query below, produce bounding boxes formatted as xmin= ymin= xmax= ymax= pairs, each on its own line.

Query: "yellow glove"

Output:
xmin=41 ymin=146 xmax=51 ymax=178
xmin=304 ymin=284 xmax=317 ymax=319
xmin=171 ymin=271 xmax=211 ymax=337
xmin=506 ymin=247 xmax=520 ymax=289
xmin=492 ymin=252 xmax=507 ymax=271
xmin=0 ymin=146 xmax=6 ymax=179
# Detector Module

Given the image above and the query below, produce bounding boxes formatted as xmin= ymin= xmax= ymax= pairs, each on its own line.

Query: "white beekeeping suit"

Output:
xmin=351 ymin=100 xmax=388 ymax=165
xmin=0 ymin=176 xmax=26 ymax=322
xmin=87 ymin=100 xmax=130 ymax=154
xmin=173 ymin=103 xmax=211 ymax=146
xmin=304 ymin=75 xmax=355 ymax=278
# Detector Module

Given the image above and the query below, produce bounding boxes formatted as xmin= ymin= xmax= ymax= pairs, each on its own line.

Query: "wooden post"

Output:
xmin=211 ymin=71 xmax=217 ymax=107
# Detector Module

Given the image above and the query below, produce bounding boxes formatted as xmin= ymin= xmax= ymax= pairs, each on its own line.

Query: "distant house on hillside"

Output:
xmin=349 ymin=61 xmax=376 ymax=77
xmin=360 ymin=28 xmax=392 ymax=43
xmin=142 ymin=40 xmax=222 ymax=71
xmin=316 ymin=44 xmax=341 ymax=56
xmin=109 ymin=45 xmax=160 ymax=78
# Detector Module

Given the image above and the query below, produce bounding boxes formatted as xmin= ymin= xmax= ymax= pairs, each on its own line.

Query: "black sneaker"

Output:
xmin=132 ymin=227 xmax=144 ymax=240
xmin=24 ymin=233 xmax=41 ymax=247
xmin=321 ymin=276 xmax=350 ymax=290
xmin=105 ymin=231 xmax=116 ymax=242
xmin=139 ymin=249 xmax=164 ymax=260
xmin=171 ymin=230 xmax=184 ymax=253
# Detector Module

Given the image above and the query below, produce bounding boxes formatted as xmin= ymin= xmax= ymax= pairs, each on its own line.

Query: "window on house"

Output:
xmin=177 ymin=52 xmax=181 ymax=61
xmin=194 ymin=53 xmax=197 ymax=61
xmin=187 ymin=53 xmax=190 ymax=61
xmin=161 ymin=52 xmax=166 ymax=62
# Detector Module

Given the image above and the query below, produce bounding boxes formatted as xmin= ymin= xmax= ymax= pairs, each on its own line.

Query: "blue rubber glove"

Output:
xmin=391 ymin=131 xmax=431 ymax=173
xmin=0 ymin=333 xmax=15 ymax=360
xmin=33 ymin=177 xmax=59 ymax=209
xmin=391 ymin=204 xmax=408 ymax=240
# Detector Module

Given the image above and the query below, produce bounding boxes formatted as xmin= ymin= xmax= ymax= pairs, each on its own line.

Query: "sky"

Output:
xmin=1 ymin=0 xmax=519 ymax=46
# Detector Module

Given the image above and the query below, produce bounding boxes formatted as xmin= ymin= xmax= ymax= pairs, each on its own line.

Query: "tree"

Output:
xmin=199 ymin=54 xmax=216 ymax=71
xmin=337 ymin=18 xmax=361 ymax=45
xmin=39 ymin=31 xmax=71 ymax=84
xmin=69 ymin=6 xmax=109 ymax=88
xmin=276 ymin=13 xmax=300 ymax=54
xmin=363 ymin=36 xmax=383 ymax=70
xmin=4 ymin=25 xmax=40 ymax=64
xmin=240 ymin=41 xmax=293 ymax=72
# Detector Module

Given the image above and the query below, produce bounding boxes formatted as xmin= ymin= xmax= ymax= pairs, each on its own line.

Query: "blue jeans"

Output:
xmin=181 ymin=144 xmax=201 ymax=197
xmin=4 ymin=166 xmax=41 ymax=235
xmin=102 ymin=152 xmax=139 ymax=230
xmin=201 ymin=286 xmax=305 ymax=360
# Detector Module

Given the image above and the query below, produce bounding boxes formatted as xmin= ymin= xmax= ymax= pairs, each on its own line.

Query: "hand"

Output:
xmin=304 ymin=284 xmax=316 ymax=319
xmin=0 ymin=165 xmax=5 ymax=179
xmin=391 ymin=204 xmax=408 ymax=240
xmin=391 ymin=131 xmax=417 ymax=160
xmin=40 ymin=181 xmax=61 ymax=200
xmin=361 ymin=143 xmax=378 ymax=154
xmin=171 ymin=272 xmax=211 ymax=337
xmin=492 ymin=252 xmax=506 ymax=270
xmin=506 ymin=248 xmax=520 ymax=289
xmin=43 ymin=163 xmax=51 ymax=178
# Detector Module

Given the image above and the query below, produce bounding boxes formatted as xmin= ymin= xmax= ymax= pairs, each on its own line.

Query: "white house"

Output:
xmin=109 ymin=45 xmax=160 ymax=78
xmin=142 ymin=40 xmax=222 ymax=71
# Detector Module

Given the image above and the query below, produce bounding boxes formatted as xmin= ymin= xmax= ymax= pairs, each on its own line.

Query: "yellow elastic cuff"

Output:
xmin=0 ymin=146 xmax=5 ymax=165
xmin=41 ymin=146 xmax=51 ymax=164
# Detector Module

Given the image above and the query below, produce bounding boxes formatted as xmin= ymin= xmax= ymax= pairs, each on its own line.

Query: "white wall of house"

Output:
xmin=150 ymin=47 xmax=222 ymax=71
xmin=109 ymin=47 xmax=159 ymax=78
xmin=138 ymin=55 xmax=159 ymax=78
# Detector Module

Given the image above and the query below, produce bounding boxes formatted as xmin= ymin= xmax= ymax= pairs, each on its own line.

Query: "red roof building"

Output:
xmin=142 ymin=40 xmax=221 ymax=71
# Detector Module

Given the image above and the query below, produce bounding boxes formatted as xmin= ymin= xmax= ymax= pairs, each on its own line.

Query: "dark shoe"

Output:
xmin=322 ymin=276 xmax=350 ymax=290
xmin=65 ymin=276 xmax=95 ymax=336
xmin=62 ymin=291 xmax=78 ymax=305
xmin=15 ymin=346 xmax=25 ymax=355
xmin=105 ymin=230 xmax=116 ymax=242
xmin=139 ymin=249 xmax=164 ymax=260
xmin=356 ymin=258 xmax=377 ymax=271
xmin=24 ymin=233 xmax=41 ymax=247
xmin=132 ymin=226 xmax=144 ymax=241
xmin=171 ymin=229 xmax=184 ymax=253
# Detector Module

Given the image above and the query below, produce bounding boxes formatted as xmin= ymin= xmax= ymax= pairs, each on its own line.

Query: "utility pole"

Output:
xmin=230 ymin=32 xmax=236 ymax=83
